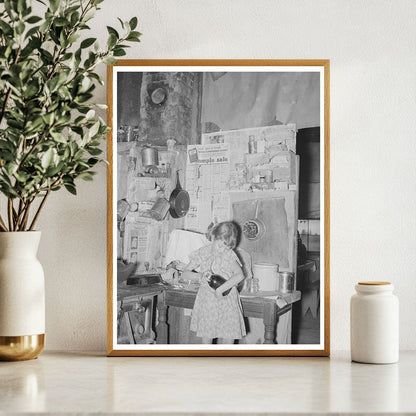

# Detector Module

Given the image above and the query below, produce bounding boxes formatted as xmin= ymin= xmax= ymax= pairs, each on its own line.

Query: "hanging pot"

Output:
xmin=169 ymin=170 xmax=190 ymax=219
xmin=0 ymin=231 xmax=45 ymax=361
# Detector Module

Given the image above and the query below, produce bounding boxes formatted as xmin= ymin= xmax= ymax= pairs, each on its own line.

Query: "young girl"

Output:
xmin=181 ymin=221 xmax=246 ymax=344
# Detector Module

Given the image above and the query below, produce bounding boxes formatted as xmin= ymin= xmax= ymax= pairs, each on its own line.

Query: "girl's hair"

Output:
xmin=210 ymin=221 xmax=238 ymax=249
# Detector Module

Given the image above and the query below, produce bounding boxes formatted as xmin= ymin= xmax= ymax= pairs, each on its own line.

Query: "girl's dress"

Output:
xmin=189 ymin=245 xmax=246 ymax=340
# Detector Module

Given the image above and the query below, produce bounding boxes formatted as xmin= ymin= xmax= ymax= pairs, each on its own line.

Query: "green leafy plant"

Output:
xmin=0 ymin=0 xmax=140 ymax=231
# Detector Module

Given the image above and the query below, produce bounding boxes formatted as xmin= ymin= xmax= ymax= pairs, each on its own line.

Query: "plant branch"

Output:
xmin=80 ymin=1 xmax=93 ymax=19
xmin=45 ymin=1 xmax=93 ymax=83
xmin=0 ymin=88 xmax=13 ymax=126
xmin=38 ymin=177 xmax=63 ymax=193
xmin=18 ymin=120 xmax=58 ymax=169
xmin=20 ymin=199 xmax=33 ymax=231
xmin=7 ymin=199 xmax=14 ymax=231
xmin=0 ymin=213 xmax=8 ymax=232
xmin=14 ymin=199 xmax=23 ymax=230
xmin=29 ymin=189 xmax=50 ymax=231
xmin=15 ymin=199 xmax=28 ymax=231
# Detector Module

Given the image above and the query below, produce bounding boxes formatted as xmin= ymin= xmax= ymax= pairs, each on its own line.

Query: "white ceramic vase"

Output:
xmin=0 ymin=231 xmax=45 ymax=360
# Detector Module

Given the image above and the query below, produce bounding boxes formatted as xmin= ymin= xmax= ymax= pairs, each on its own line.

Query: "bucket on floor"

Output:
xmin=253 ymin=263 xmax=279 ymax=291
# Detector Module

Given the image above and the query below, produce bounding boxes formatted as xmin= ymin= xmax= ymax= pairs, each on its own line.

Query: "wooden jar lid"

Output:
xmin=358 ymin=281 xmax=391 ymax=285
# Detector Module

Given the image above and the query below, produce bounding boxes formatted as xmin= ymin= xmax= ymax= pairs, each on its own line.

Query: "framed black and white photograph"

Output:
xmin=107 ymin=60 xmax=330 ymax=356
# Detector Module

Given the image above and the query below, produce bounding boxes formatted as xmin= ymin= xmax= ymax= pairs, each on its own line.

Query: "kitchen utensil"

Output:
xmin=117 ymin=128 xmax=126 ymax=142
xmin=245 ymin=278 xmax=259 ymax=293
xmin=126 ymin=273 xmax=163 ymax=287
xmin=150 ymin=87 xmax=168 ymax=106
xmin=248 ymin=135 xmax=256 ymax=154
xmin=141 ymin=146 xmax=159 ymax=167
xmin=150 ymin=198 xmax=170 ymax=221
xmin=169 ymin=170 xmax=190 ymax=218
xmin=117 ymin=199 xmax=130 ymax=221
xmin=145 ymin=165 xmax=159 ymax=175
xmin=242 ymin=200 xmax=266 ymax=240
xmin=208 ymin=274 xmax=231 ymax=296
xmin=125 ymin=125 xmax=134 ymax=142
xmin=188 ymin=148 xmax=199 ymax=163
xmin=253 ymin=263 xmax=279 ymax=291
xmin=279 ymin=271 xmax=295 ymax=293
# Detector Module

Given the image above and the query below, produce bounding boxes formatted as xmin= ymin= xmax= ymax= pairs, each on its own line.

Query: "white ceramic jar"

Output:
xmin=350 ymin=281 xmax=399 ymax=364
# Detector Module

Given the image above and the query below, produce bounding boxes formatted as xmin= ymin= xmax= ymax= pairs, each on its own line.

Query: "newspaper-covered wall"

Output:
xmin=185 ymin=124 xmax=297 ymax=234
xmin=123 ymin=214 xmax=169 ymax=270
xmin=184 ymin=143 xmax=230 ymax=232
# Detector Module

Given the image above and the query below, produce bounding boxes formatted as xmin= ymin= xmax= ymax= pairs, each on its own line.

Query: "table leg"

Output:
xmin=156 ymin=294 xmax=169 ymax=344
xmin=263 ymin=302 xmax=277 ymax=344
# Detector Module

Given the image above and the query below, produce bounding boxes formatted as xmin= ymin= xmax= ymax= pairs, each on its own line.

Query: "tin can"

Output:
xmin=188 ymin=148 xmax=199 ymax=163
xmin=141 ymin=146 xmax=159 ymax=167
xmin=149 ymin=198 xmax=170 ymax=221
xmin=265 ymin=169 xmax=273 ymax=183
xmin=278 ymin=272 xmax=295 ymax=293
xmin=248 ymin=135 xmax=256 ymax=154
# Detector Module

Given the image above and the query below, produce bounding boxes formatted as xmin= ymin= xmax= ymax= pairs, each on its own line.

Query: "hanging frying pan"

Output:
xmin=169 ymin=170 xmax=190 ymax=218
xmin=242 ymin=200 xmax=266 ymax=241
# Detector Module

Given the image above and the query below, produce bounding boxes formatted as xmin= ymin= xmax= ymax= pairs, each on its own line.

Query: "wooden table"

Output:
xmin=117 ymin=283 xmax=301 ymax=344
xmin=117 ymin=284 xmax=165 ymax=344
xmin=157 ymin=286 xmax=301 ymax=344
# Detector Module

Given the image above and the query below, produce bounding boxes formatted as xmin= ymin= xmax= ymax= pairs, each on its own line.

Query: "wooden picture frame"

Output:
xmin=107 ymin=60 xmax=330 ymax=356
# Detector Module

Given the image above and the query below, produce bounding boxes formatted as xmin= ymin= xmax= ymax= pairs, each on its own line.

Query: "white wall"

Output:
xmin=38 ymin=0 xmax=416 ymax=351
